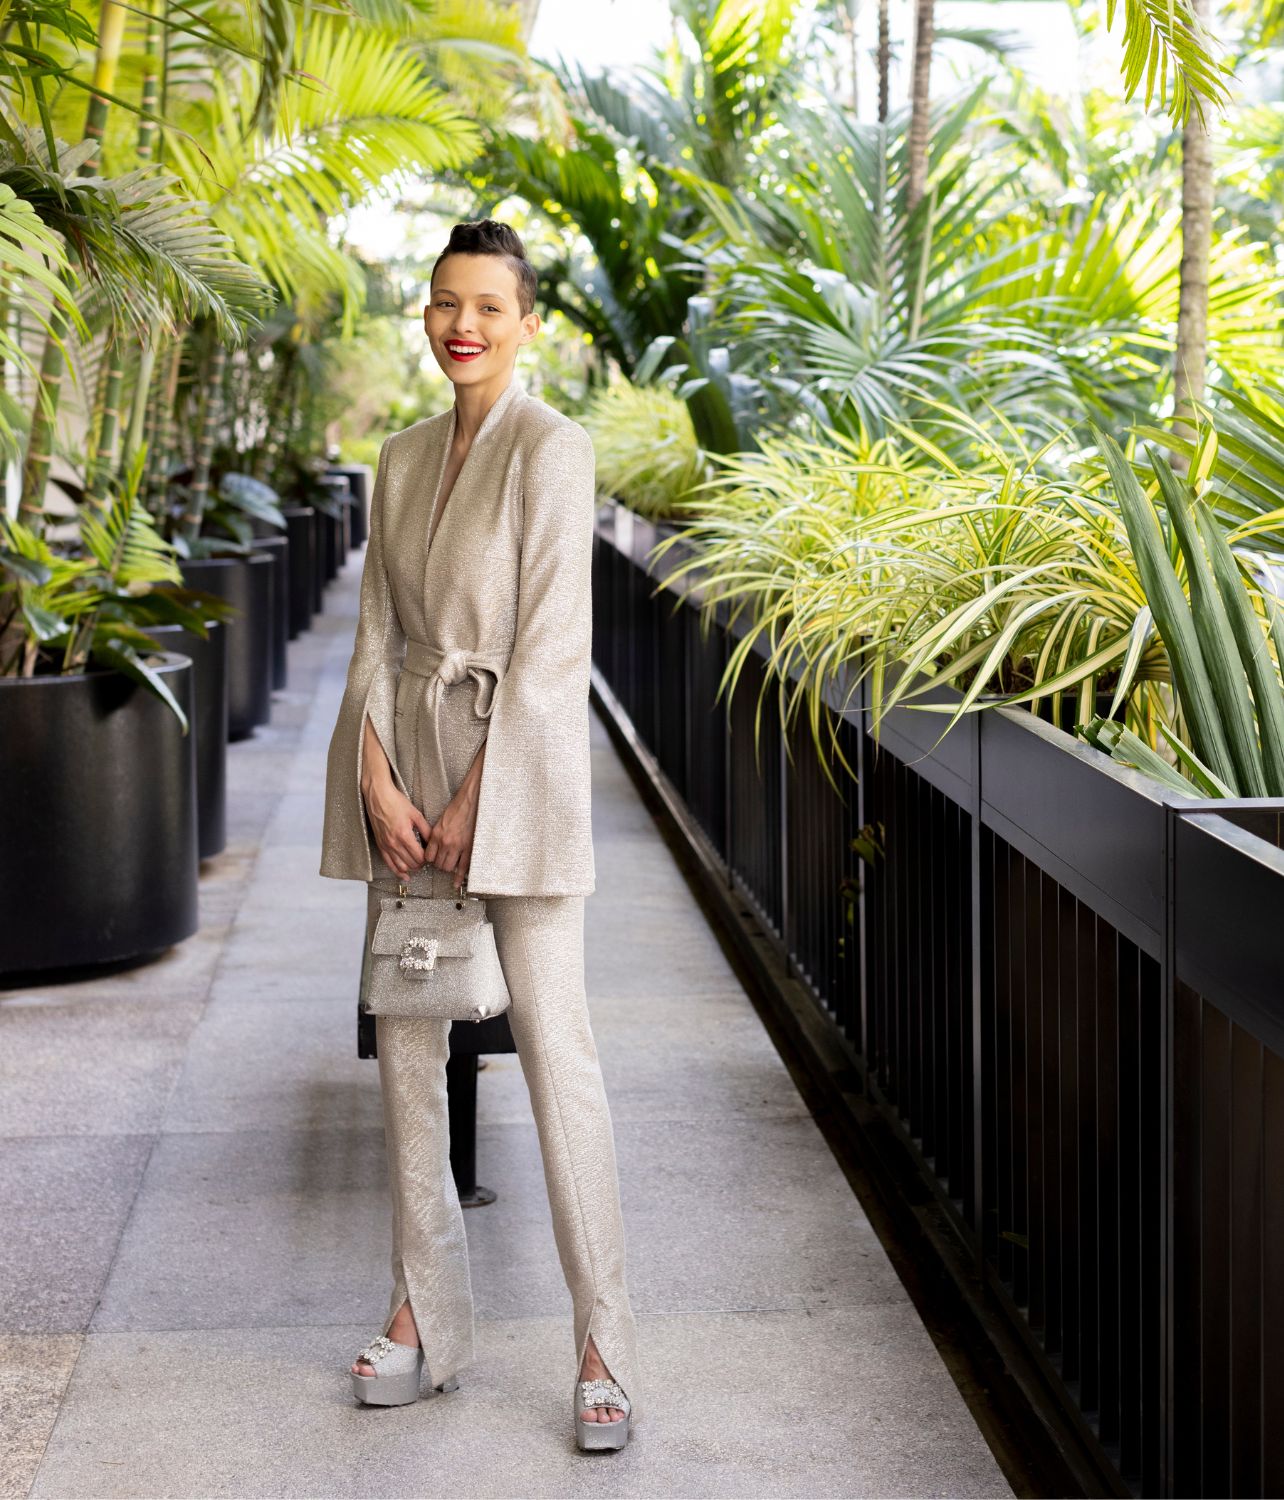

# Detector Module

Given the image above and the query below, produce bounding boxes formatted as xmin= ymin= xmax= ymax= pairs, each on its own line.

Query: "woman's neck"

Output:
xmin=451 ymin=370 xmax=515 ymax=445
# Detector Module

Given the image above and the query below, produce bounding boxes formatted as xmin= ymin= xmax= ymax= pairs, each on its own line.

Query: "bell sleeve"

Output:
xmin=465 ymin=420 xmax=598 ymax=897
xmin=319 ymin=436 xmax=411 ymax=882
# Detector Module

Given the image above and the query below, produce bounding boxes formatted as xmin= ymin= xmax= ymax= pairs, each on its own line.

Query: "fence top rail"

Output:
xmin=1178 ymin=807 xmax=1284 ymax=870
xmin=1175 ymin=810 xmax=1284 ymax=1040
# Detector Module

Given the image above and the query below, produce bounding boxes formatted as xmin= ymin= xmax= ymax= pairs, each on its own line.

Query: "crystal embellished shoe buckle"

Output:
xmin=580 ymin=1377 xmax=628 ymax=1410
xmin=358 ymin=1334 xmax=397 ymax=1366
xmin=398 ymin=936 xmax=438 ymax=975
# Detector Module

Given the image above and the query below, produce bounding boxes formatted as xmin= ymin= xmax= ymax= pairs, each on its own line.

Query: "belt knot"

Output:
xmin=398 ymin=637 xmax=507 ymax=810
xmin=436 ymin=646 xmax=470 ymax=686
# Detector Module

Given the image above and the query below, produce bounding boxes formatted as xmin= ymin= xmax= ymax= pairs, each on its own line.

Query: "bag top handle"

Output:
xmin=397 ymin=871 xmax=469 ymax=900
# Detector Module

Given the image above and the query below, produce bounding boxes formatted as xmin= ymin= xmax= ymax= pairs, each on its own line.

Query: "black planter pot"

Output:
xmin=346 ymin=496 xmax=361 ymax=556
xmin=321 ymin=509 xmax=338 ymax=582
xmin=319 ymin=476 xmax=352 ymax=582
xmin=0 ymin=655 xmax=199 ymax=975
xmin=333 ymin=480 xmax=352 ymax=568
xmin=251 ymin=534 xmax=290 ymax=691
xmin=283 ymin=506 xmax=316 ymax=638
xmin=140 ymin=621 xmax=228 ymax=859
xmin=180 ymin=554 xmax=274 ymax=739
xmin=308 ymin=508 xmax=326 ymax=612
xmin=327 ymin=464 xmax=372 ymax=546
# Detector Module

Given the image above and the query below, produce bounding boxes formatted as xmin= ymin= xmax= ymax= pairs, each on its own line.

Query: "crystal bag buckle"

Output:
xmin=398 ymin=935 xmax=438 ymax=975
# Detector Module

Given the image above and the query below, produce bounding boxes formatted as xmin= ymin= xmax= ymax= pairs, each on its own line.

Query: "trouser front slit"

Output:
xmin=373 ymin=1007 xmax=475 ymax=1386
xmin=365 ymin=862 xmax=643 ymax=1422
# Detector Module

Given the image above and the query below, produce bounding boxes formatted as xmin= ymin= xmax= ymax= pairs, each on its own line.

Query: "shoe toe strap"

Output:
xmin=357 ymin=1334 xmax=397 ymax=1365
xmin=580 ymin=1377 xmax=629 ymax=1411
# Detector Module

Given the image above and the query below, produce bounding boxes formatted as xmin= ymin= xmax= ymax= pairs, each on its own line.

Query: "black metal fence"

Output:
xmin=593 ymin=500 xmax=1284 ymax=1498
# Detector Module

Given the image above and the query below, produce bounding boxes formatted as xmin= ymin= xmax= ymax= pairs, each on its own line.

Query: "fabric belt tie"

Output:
xmin=400 ymin=638 xmax=507 ymax=808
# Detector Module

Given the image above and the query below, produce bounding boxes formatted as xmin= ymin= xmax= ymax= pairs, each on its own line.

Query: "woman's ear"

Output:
xmin=519 ymin=310 xmax=542 ymax=346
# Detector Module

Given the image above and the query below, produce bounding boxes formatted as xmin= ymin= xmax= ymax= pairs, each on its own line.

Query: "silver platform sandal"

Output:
xmin=350 ymin=1334 xmax=460 ymax=1407
xmin=574 ymin=1377 xmax=632 ymax=1451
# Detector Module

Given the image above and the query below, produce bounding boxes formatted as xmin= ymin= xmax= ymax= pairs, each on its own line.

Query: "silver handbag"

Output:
xmin=364 ymin=875 xmax=511 ymax=1022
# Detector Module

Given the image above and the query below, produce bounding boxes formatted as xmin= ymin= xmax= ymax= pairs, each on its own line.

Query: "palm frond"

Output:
xmin=1107 ymin=0 xmax=1233 ymax=126
xmin=166 ymin=19 xmax=482 ymax=317
xmin=78 ymin=485 xmax=182 ymax=593
xmin=2 ymin=133 xmax=271 ymax=341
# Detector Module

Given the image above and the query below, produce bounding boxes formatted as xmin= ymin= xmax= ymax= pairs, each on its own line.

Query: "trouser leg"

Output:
xmin=373 ymin=1010 xmax=476 ymax=1383
xmin=487 ymin=893 xmax=643 ymax=1422
xmin=365 ymin=863 xmax=475 ymax=1385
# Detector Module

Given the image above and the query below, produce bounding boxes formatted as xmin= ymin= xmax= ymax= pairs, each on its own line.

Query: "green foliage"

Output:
xmin=166 ymin=18 xmax=484 ymax=329
xmin=647 ymin=408 xmax=1167 ymax=789
xmin=187 ymin=472 xmax=287 ymax=553
xmin=1134 ymin=387 xmax=1284 ymax=552
xmin=1084 ymin=429 xmax=1284 ymax=797
xmin=581 ymin=381 xmax=709 ymax=520
xmin=479 ymin=0 xmax=804 ymax=391
xmin=478 ymin=121 xmax=698 ymax=374
xmin=678 ymin=87 xmax=1284 ymax=449
xmin=0 ymin=450 xmax=230 ymax=725
xmin=0 ymin=179 xmax=83 ymax=460
xmin=1107 ymin=0 xmax=1232 ymax=127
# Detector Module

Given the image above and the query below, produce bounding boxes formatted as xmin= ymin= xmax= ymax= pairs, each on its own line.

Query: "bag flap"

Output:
xmin=371 ymin=896 xmax=484 ymax=959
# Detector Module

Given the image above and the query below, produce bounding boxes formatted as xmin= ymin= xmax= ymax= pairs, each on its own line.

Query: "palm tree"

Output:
xmin=878 ymin=0 xmax=890 ymax=121
xmin=138 ymin=3 xmax=512 ymax=537
xmin=7 ymin=128 xmax=269 ymax=526
xmin=905 ymin=0 xmax=933 ymax=211
xmin=676 ymin=86 xmax=1283 ymax=448
xmin=1109 ymin=0 xmax=1230 ymax=126
xmin=479 ymin=0 xmax=802 ymax=377
xmin=1173 ymin=0 xmax=1215 ymax=444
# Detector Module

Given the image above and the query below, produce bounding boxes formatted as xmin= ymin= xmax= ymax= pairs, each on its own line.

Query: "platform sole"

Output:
xmin=575 ymin=1415 xmax=631 ymax=1451
xmin=351 ymin=1352 xmax=459 ymax=1407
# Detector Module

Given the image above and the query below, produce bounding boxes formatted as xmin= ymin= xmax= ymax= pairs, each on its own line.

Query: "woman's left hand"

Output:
xmin=422 ymin=741 xmax=485 ymax=892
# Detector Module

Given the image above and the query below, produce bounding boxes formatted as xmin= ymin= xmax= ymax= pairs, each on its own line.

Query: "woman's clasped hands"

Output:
xmin=360 ymin=717 xmax=484 ymax=894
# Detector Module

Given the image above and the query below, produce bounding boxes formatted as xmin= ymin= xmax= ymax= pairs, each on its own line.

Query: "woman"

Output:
xmin=319 ymin=219 xmax=640 ymax=1451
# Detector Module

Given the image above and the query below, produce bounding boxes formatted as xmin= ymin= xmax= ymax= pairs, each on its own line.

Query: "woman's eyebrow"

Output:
xmin=434 ymin=288 xmax=507 ymax=300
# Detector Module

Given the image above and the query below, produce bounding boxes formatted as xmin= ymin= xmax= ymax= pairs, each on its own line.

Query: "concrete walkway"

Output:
xmin=1 ymin=545 xmax=1012 ymax=1499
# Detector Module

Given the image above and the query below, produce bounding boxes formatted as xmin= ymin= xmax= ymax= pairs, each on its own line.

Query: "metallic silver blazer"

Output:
xmin=318 ymin=375 xmax=597 ymax=896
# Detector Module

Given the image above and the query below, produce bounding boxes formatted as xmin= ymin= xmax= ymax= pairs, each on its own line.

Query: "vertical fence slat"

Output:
xmin=1264 ymin=1048 xmax=1284 ymax=1499
xmin=1078 ymin=903 xmax=1100 ymax=1417
xmin=1229 ymin=1025 xmax=1263 ymax=1498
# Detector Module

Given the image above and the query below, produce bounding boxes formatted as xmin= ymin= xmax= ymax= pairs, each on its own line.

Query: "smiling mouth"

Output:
xmin=445 ymin=341 xmax=486 ymax=361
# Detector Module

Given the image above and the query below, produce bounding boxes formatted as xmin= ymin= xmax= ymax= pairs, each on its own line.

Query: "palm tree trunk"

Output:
xmin=19 ymin=334 xmax=67 ymax=525
xmin=877 ymin=0 xmax=890 ymax=122
xmin=16 ymin=19 xmax=63 ymax=531
xmin=87 ymin=338 xmax=126 ymax=504
xmin=20 ymin=0 xmax=128 ymax=527
xmin=180 ymin=342 xmax=224 ymax=542
xmin=82 ymin=0 xmax=128 ymax=172
xmin=129 ymin=343 xmax=159 ymax=487
xmin=136 ymin=0 xmax=161 ymax=163
xmin=906 ymin=0 xmax=934 ymax=211
xmin=1173 ymin=0 xmax=1214 ymax=448
xmin=256 ymin=346 xmax=296 ymax=483
xmin=151 ymin=338 xmax=183 ymax=508
xmin=126 ymin=0 xmax=162 ymax=496
xmin=838 ymin=0 xmax=859 ymax=114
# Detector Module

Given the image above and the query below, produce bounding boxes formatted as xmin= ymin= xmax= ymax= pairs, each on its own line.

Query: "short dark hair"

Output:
xmin=429 ymin=219 xmax=538 ymax=318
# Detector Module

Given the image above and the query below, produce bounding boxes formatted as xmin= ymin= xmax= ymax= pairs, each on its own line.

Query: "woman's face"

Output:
xmin=423 ymin=253 xmax=539 ymax=390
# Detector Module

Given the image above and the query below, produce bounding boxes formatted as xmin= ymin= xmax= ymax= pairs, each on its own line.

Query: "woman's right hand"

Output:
xmin=360 ymin=712 xmax=432 ymax=879
xmin=364 ymin=777 xmax=434 ymax=880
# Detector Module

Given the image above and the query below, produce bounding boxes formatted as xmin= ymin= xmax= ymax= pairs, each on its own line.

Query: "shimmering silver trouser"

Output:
xmin=363 ymin=662 xmax=642 ymax=1421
